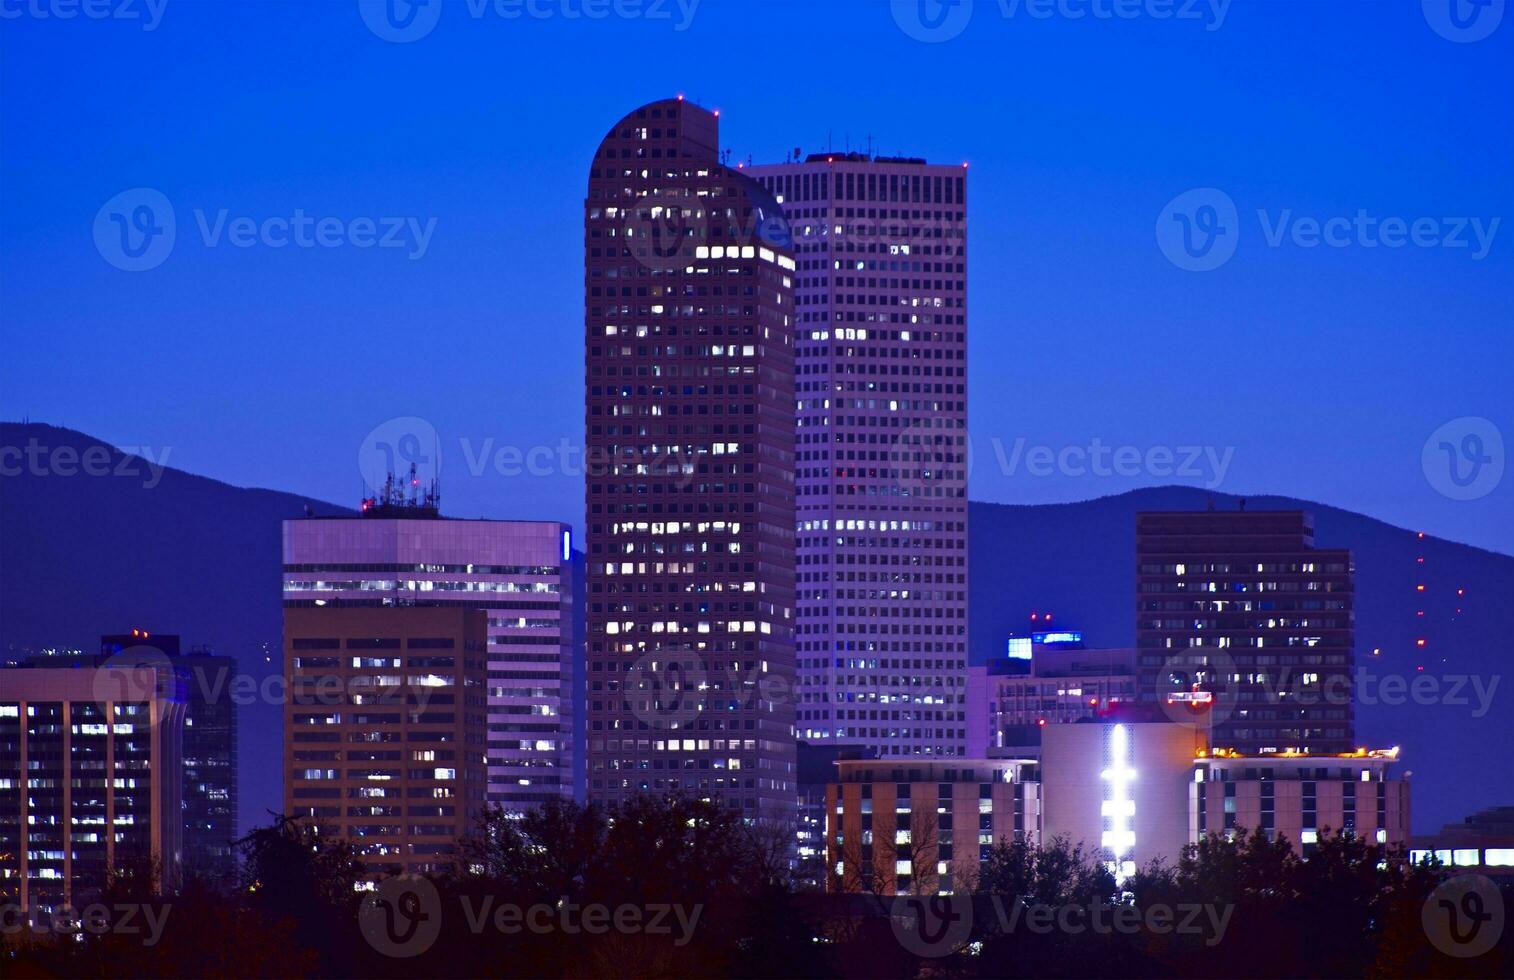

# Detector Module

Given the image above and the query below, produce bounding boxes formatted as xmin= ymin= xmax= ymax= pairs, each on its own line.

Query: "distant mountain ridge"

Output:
xmin=3 ymin=423 xmax=1510 ymax=834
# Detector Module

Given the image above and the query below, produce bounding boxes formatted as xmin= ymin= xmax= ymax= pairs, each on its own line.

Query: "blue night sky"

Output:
xmin=4 ymin=0 xmax=1511 ymax=553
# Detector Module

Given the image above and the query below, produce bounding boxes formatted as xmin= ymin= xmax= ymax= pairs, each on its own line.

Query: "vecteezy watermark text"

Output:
xmin=0 ymin=437 xmax=171 ymax=489
xmin=990 ymin=437 xmax=1234 ymax=488
xmin=0 ymin=0 xmax=166 ymax=30
xmin=990 ymin=897 xmax=1232 ymax=946
xmin=358 ymin=0 xmax=701 ymax=43
xmin=94 ymin=188 xmax=437 ymax=271
xmin=194 ymin=210 xmax=436 ymax=259
xmin=891 ymin=893 xmax=1233 ymax=958
xmin=1 ymin=902 xmax=172 ymax=946
xmin=360 ymin=416 xmax=1236 ymax=492
xmin=1156 ymin=188 xmax=1500 ymax=271
xmin=358 ymin=875 xmax=702 ymax=958
xmin=891 ymin=0 xmax=1229 ymax=43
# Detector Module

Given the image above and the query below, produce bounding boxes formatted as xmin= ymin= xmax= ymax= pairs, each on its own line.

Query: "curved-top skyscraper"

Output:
xmin=583 ymin=98 xmax=798 ymax=822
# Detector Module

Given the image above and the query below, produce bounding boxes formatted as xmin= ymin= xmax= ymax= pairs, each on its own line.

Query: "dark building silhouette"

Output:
xmin=100 ymin=631 xmax=239 ymax=884
xmin=583 ymin=97 xmax=798 ymax=821
xmin=1136 ymin=509 xmax=1355 ymax=754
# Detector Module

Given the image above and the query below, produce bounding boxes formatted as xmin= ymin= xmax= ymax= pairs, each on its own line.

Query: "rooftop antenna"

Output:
xmin=866 ymin=133 xmax=873 ymax=158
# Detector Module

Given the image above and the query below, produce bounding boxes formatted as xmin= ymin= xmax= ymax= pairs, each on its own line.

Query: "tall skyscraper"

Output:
xmin=583 ymin=97 xmax=798 ymax=820
xmin=283 ymin=605 xmax=488 ymax=877
xmin=283 ymin=511 xmax=575 ymax=809
xmin=1136 ymin=508 xmax=1355 ymax=754
xmin=745 ymin=152 xmax=969 ymax=758
xmin=0 ymin=664 xmax=185 ymax=915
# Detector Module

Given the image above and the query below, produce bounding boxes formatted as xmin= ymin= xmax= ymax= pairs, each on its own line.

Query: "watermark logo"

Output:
xmin=891 ymin=893 xmax=974 ymax=958
xmin=91 ymin=643 xmax=175 ymax=722
xmin=1156 ymin=645 xmax=1239 ymax=729
xmin=359 ymin=888 xmax=702 ymax=957
xmin=1422 ymin=417 xmax=1503 ymax=501
xmin=891 ymin=0 xmax=974 ymax=42
xmin=358 ymin=0 xmax=442 ymax=41
xmin=1423 ymin=0 xmax=1504 ymax=42
xmin=1155 ymin=188 xmax=1239 ymax=272
xmin=1422 ymin=874 xmax=1504 ymax=958
xmin=360 ymin=874 xmax=442 ymax=957
xmin=623 ymin=190 xmax=708 ymax=272
xmin=1158 ymin=188 xmax=1500 ymax=271
xmin=626 ymin=652 xmax=707 ymax=729
xmin=359 ymin=416 xmax=442 ymax=494
xmin=94 ymin=189 xmax=437 ymax=268
xmin=887 ymin=415 xmax=972 ymax=500
xmin=359 ymin=0 xmax=701 ymax=42
xmin=94 ymin=188 xmax=176 ymax=272
xmin=891 ymin=0 xmax=1229 ymax=39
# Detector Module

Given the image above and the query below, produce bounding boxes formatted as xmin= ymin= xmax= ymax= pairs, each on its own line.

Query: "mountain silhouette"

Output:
xmin=3 ymin=423 xmax=1508 ymax=835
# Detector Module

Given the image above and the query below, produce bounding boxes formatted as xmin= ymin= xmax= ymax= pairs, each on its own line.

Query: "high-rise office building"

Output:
xmin=745 ymin=152 xmax=969 ymax=758
xmin=283 ymin=513 xmax=575 ymax=809
xmin=283 ymin=604 xmax=488 ymax=877
xmin=100 ymin=630 xmax=239 ymax=884
xmin=583 ymin=97 xmax=798 ymax=819
xmin=0 ymin=665 xmax=185 ymax=915
xmin=9 ymin=629 xmax=238 ymax=887
xmin=1136 ymin=508 xmax=1355 ymax=754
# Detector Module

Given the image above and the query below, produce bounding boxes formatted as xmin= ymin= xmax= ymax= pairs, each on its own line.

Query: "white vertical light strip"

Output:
xmin=1101 ymin=723 xmax=1138 ymax=884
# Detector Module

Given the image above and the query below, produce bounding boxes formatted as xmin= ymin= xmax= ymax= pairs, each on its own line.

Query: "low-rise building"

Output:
xmin=1193 ymin=747 xmax=1409 ymax=854
xmin=1411 ymin=805 xmax=1514 ymax=882
xmin=825 ymin=758 xmax=1040 ymax=895
xmin=823 ymin=715 xmax=1411 ymax=894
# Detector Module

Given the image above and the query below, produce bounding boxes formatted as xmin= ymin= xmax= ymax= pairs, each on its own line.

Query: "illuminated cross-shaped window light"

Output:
xmin=1101 ymin=723 xmax=1138 ymax=883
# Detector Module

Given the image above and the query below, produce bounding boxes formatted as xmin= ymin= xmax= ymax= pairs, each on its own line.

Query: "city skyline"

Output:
xmin=2 ymin=3 xmax=1511 ymax=974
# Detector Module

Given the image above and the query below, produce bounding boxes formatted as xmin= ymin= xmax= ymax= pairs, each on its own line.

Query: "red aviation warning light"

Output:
xmin=1167 ymin=684 xmax=1215 ymax=715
